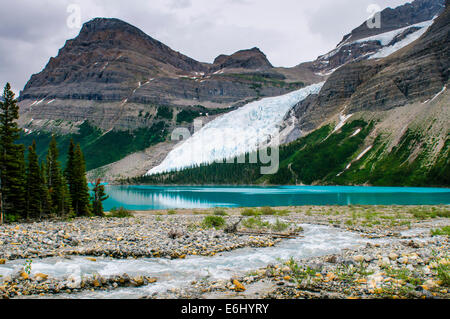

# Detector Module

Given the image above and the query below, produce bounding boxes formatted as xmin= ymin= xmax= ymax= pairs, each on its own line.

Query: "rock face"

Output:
xmin=340 ymin=0 xmax=445 ymax=42
xmin=301 ymin=0 xmax=445 ymax=76
xmin=18 ymin=18 xmax=309 ymax=132
xmin=15 ymin=0 xmax=449 ymax=180
xmin=21 ymin=18 xmax=207 ymax=102
xmin=290 ymin=3 xmax=449 ymax=133
xmin=213 ymin=47 xmax=273 ymax=70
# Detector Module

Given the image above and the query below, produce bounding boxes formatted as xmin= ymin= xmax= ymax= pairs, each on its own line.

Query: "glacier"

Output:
xmin=147 ymin=82 xmax=325 ymax=175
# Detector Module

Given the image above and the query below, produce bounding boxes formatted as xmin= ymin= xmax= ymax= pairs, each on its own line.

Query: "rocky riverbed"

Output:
xmin=178 ymin=236 xmax=449 ymax=299
xmin=0 ymin=205 xmax=448 ymax=299
xmin=0 ymin=215 xmax=277 ymax=261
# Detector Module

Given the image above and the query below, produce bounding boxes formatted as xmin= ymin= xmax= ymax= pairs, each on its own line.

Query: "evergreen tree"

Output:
xmin=26 ymin=141 xmax=41 ymax=219
xmin=46 ymin=136 xmax=71 ymax=216
xmin=67 ymin=143 xmax=90 ymax=216
xmin=0 ymin=83 xmax=26 ymax=220
xmin=91 ymin=178 xmax=109 ymax=216
xmin=39 ymin=162 xmax=51 ymax=218
xmin=65 ymin=139 xmax=76 ymax=199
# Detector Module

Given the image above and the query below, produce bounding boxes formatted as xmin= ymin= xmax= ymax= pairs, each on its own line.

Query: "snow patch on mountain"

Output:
xmin=147 ymin=82 xmax=325 ymax=175
xmin=368 ymin=20 xmax=434 ymax=59
xmin=355 ymin=19 xmax=433 ymax=47
xmin=320 ymin=18 xmax=434 ymax=64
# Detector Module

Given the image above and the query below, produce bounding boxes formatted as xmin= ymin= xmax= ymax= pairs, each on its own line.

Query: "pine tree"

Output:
xmin=39 ymin=162 xmax=51 ymax=218
xmin=67 ymin=143 xmax=91 ymax=216
xmin=65 ymin=139 xmax=76 ymax=200
xmin=91 ymin=178 xmax=109 ymax=216
xmin=0 ymin=83 xmax=26 ymax=220
xmin=26 ymin=141 xmax=42 ymax=219
xmin=46 ymin=136 xmax=71 ymax=216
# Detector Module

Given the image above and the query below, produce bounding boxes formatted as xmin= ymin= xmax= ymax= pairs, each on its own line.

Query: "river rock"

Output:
xmin=388 ymin=253 xmax=398 ymax=261
xmin=232 ymin=279 xmax=246 ymax=292
xmin=34 ymin=273 xmax=49 ymax=282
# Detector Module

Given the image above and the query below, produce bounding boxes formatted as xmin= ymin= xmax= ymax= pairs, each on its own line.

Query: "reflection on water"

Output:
xmin=103 ymin=185 xmax=450 ymax=210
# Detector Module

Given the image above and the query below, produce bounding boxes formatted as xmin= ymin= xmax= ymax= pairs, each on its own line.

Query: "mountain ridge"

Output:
xmin=15 ymin=0 xmax=449 ymax=184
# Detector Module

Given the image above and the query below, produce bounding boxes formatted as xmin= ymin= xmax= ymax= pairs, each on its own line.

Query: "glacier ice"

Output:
xmin=147 ymin=82 xmax=325 ymax=175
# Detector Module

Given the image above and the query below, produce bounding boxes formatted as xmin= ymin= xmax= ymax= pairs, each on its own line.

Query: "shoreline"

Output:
xmin=0 ymin=205 xmax=448 ymax=299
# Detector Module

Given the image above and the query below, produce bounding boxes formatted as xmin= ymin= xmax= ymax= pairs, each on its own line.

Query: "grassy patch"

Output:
xmin=242 ymin=216 xmax=270 ymax=229
xmin=259 ymin=206 xmax=276 ymax=215
xmin=241 ymin=208 xmax=261 ymax=217
xmin=431 ymin=226 xmax=450 ymax=236
xmin=202 ymin=215 xmax=226 ymax=229
xmin=108 ymin=207 xmax=133 ymax=218
xmin=213 ymin=209 xmax=228 ymax=216
xmin=271 ymin=218 xmax=289 ymax=232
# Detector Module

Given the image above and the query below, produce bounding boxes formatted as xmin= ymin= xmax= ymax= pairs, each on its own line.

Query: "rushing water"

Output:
xmin=103 ymin=185 xmax=450 ymax=210
xmin=0 ymin=224 xmax=379 ymax=299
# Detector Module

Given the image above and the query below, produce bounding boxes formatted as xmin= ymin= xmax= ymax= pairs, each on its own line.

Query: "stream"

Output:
xmin=0 ymin=224 xmax=384 ymax=299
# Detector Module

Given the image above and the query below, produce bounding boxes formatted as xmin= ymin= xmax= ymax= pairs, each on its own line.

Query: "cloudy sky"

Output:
xmin=1 ymin=0 xmax=411 ymax=94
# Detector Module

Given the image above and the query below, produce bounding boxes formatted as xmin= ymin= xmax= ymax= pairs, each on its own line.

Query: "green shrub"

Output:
xmin=176 ymin=109 xmax=200 ymax=124
xmin=167 ymin=210 xmax=177 ymax=215
xmin=276 ymin=209 xmax=290 ymax=216
xmin=430 ymin=226 xmax=450 ymax=236
xmin=213 ymin=209 xmax=228 ymax=216
xmin=260 ymin=206 xmax=276 ymax=215
xmin=241 ymin=208 xmax=260 ymax=216
xmin=156 ymin=106 xmax=173 ymax=120
xmin=409 ymin=208 xmax=436 ymax=220
xmin=5 ymin=214 xmax=19 ymax=223
xmin=435 ymin=263 xmax=450 ymax=287
xmin=202 ymin=215 xmax=226 ymax=229
xmin=108 ymin=207 xmax=133 ymax=218
xmin=242 ymin=216 xmax=269 ymax=229
xmin=271 ymin=218 xmax=289 ymax=232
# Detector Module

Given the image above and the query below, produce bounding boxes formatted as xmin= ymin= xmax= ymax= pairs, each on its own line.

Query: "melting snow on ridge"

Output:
xmin=148 ymin=82 xmax=324 ymax=175
xmin=354 ymin=19 xmax=433 ymax=47
xmin=322 ymin=19 xmax=434 ymax=63
xmin=368 ymin=20 xmax=434 ymax=59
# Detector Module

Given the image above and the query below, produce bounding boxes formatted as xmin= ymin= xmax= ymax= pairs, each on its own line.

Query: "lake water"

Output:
xmin=103 ymin=185 xmax=450 ymax=210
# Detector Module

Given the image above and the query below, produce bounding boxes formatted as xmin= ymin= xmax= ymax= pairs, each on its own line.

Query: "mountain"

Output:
xmin=213 ymin=47 xmax=273 ymax=70
xmin=18 ymin=18 xmax=309 ymax=133
xmin=17 ymin=17 xmax=311 ymax=172
xmin=16 ymin=0 xmax=449 ymax=185
xmin=134 ymin=1 xmax=449 ymax=187
xmin=298 ymin=0 xmax=445 ymax=76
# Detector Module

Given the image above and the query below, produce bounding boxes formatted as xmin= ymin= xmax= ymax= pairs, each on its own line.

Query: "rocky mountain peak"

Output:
xmin=213 ymin=47 xmax=273 ymax=70
xmin=80 ymin=17 xmax=142 ymax=34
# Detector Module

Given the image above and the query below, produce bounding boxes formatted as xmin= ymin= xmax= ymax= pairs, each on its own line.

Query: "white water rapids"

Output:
xmin=0 ymin=224 xmax=383 ymax=299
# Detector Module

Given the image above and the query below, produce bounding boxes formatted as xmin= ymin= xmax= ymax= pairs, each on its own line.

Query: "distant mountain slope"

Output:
xmin=288 ymin=1 xmax=449 ymax=136
xmin=16 ymin=17 xmax=311 ymax=173
xmin=16 ymin=0 xmax=448 ymax=182
xmin=136 ymin=3 xmax=449 ymax=187
xmin=297 ymin=0 xmax=445 ymax=77
xmin=18 ymin=18 xmax=310 ymax=133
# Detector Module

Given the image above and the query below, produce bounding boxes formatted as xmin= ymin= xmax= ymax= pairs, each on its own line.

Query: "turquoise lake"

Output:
xmin=102 ymin=186 xmax=450 ymax=210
